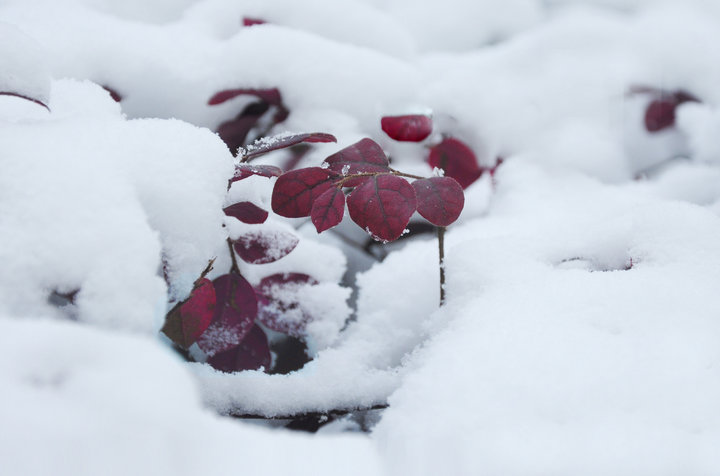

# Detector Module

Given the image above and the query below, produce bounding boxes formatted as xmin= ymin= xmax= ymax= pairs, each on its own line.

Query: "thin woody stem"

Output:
xmin=438 ymin=226 xmax=446 ymax=306
xmin=334 ymin=169 xmax=426 ymax=188
xmin=227 ymin=238 xmax=241 ymax=274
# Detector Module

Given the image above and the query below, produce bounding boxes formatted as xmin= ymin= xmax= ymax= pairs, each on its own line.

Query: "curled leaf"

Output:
xmin=311 ymin=187 xmax=345 ymax=233
xmin=197 ymin=274 xmax=257 ymax=357
xmin=381 ymin=115 xmax=432 ymax=142
xmin=242 ymin=132 xmax=337 ymax=161
xmin=161 ymin=278 xmax=216 ymax=349
xmin=223 ymin=201 xmax=269 ymax=224
xmin=428 ymin=138 xmax=482 ymax=189
xmin=347 ymin=174 xmax=417 ymax=242
xmin=272 ymin=167 xmax=336 ymax=218
xmin=0 ymin=91 xmax=50 ymax=111
xmin=255 ymin=273 xmax=318 ymax=337
xmin=233 ymin=230 xmax=299 ymax=264
xmin=412 ymin=177 xmax=465 ymax=227
xmin=206 ymin=324 xmax=271 ymax=372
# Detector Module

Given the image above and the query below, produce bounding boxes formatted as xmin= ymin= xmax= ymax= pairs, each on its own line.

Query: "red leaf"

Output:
xmin=381 ymin=115 xmax=432 ymax=142
xmin=217 ymin=111 xmax=265 ymax=155
xmin=161 ymin=278 xmax=216 ymax=349
xmin=230 ymin=164 xmax=283 ymax=184
xmin=242 ymin=17 xmax=267 ymax=27
xmin=412 ymin=177 xmax=465 ymax=227
xmin=255 ymin=273 xmax=318 ymax=337
xmin=206 ymin=324 xmax=271 ymax=372
xmin=243 ymin=132 xmax=337 ymax=161
xmin=311 ymin=187 xmax=345 ymax=233
xmin=428 ymin=138 xmax=482 ymax=189
xmin=645 ymin=99 xmax=677 ymax=132
xmin=197 ymin=274 xmax=257 ymax=357
xmin=233 ymin=230 xmax=299 ymax=264
xmin=101 ymin=85 xmax=122 ymax=102
xmin=208 ymin=88 xmax=283 ymax=106
xmin=347 ymin=175 xmax=417 ymax=242
xmin=272 ymin=167 xmax=336 ymax=218
xmin=324 ymin=138 xmax=389 ymax=184
xmin=0 ymin=91 xmax=50 ymax=111
xmin=223 ymin=201 xmax=268 ymax=224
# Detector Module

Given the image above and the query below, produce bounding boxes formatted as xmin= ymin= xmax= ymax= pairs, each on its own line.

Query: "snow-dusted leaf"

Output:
xmin=197 ymin=274 xmax=257 ymax=357
xmin=347 ymin=175 xmax=417 ymax=242
xmin=233 ymin=230 xmax=299 ymax=264
xmin=255 ymin=273 xmax=318 ymax=337
xmin=272 ymin=167 xmax=337 ymax=217
xmin=428 ymin=138 xmax=482 ymax=189
xmin=242 ymin=132 xmax=337 ymax=161
xmin=223 ymin=201 xmax=269 ymax=224
xmin=161 ymin=278 xmax=216 ymax=349
xmin=206 ymin=324 xmax=271 ymax=372
xmin=381 ymin=115 xmax=432 ymax=142
xmin=208 ymin=88 xmax=283 ymax=106
xmin=412 ymin=177 xmax=465 ymax=227
xmin=230 ymin=164 xmax=283 ymax=184
xmin=311 ymin=187 xmax=345 ymax=233
xmin=324 ymin=138 xmax=389 ymax=185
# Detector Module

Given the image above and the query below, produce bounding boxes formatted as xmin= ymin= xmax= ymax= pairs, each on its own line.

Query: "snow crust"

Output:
xmin=3 ymin=0 xmax=720 ymax=474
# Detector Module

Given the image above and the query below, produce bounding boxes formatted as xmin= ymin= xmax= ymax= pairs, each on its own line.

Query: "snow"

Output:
xmin=2 ymin=0 xmax=720 ymax=474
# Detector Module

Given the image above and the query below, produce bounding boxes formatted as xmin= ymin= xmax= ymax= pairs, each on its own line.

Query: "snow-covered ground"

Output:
xmin=2 ymin=0 xmax=720 ymax=474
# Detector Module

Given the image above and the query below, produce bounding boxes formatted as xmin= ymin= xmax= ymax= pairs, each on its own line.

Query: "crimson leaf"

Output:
xmin=233 ymin=230 xmax=299 ymax=264
xmin=381 ymin=115 xmax=432 ymax=142
xmin=208 ymin=88 xmax=283 ymax=107
xmin=428 ymin=138 xmax=482 ymax=189
xmin=223 ymin=201 xmax=268 ymax=224
xmin=206 ymin=324 xmax=271 ymax=372
xmin=161 ymin=278 xmax=216 ymax=349
xmin=101 ymin=85 xmax=122 ymax=102
xmin=242 ymin=17 xmax=266 ymax=27
xmin=412 ymin=177 xmax=465 ymax=227
xmin=311 ymin=187 xmax=345 ymax=233
xmin=197 ymin=274 xmax=257 ymax=357
xmin=324 ymin=138 xmax=389 ymax=185
xmin=272 ymin=167 xmax=336 ymax=217
xmin=242 ymin=132 xmax=337 ymax=161
xmin=230 ymin=164 xmax=282 ymax=184
xmin=255 ymin=273 xmax=318 ymax=337
xmin=0 ymin=91 xmax=50 ymax=111
xmin=645 ymin=99 xmax=677 ymax=132
xmin=347 ymin=174 xmax=417 ymax=242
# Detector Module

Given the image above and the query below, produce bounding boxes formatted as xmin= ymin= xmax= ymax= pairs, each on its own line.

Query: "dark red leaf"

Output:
xmin=412 ymin=177 xmax=465 ymax=227
xmin=242 ymin=17 xmax=267 ymax=27
xmin=347 ymin=175 xmax=417 ymax=242
xmin=645 ymin=99 xmax=677 ymax=132
xmin=230 ymin=164 xmax=283 ymax=184
xmin=272 ymin=167 xmax=337 ymax=217
xmin=324 ymin=138 xmax=389 ymax=184
xmin=161 ymin=278 xmax=216 ymax=349
xmin=311 ymin=187 xmax=345 ymax=233
xmin=255 ymin=273 xmax=318 ymax=337
xmin=233 ymin=230 xmax=299 ymax=264
xmin=197 ymin=274 xmax=257 ymax=357
xmin=243 ymin=132 xmax=337 ymax=161
xmin=428 ymin=138 xmax=482 ymax=189
xmin=0 ymin=91 xmax=50 ymax=111
xmin=223 ymin=201 xmax=268 ymax=224
xmin=217 ymin=102 xmax=269 ymax=155
xmin=208 ymin=88 xmax=283 ymax=106
xmin=101 ymin=85 xmax=122 ymax=102
xmin=206 ymin=324 xmax=271 ymax=372
xmin=381 ymin=115 xmax=432 ymax=142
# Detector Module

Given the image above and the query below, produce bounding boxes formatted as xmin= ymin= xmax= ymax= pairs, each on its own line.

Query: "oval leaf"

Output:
xmin=230 ymin=164 xmax=283 ymax=184
xmin=242 ymin=17 xmax=267 ymax=27
xmin=347 ymin=175 xmax=417 ymax=242
xmin=271 ymin=167 xmax=336 ymax=218
xmin=255 ymin=273 xmax=318 ymax=337
xmin=428 ymin=138 xmax=482 ymax=189
xmin=324 ymin=138 xmax=389 ymax=181
xmin=645 ymin=99 xmax=676 ymax=132
xmin=242 ymin=132 xmax=337 ymax=161
xmin=381 ymin=115 xmax=432 ymax=142
xmin=233 ymin=230 xmax=299 ymax=264
xmin=206 ymin=324 xmax=271 ymax=372
xmin=223 ymin=201 xmax=269 ymax=224
xmin=197 ymin=274 xmax=257 ymax=357
xmin=161 ymin=278 xmax=216 ymax=349
xmin=412 ymin=177 xmax=465 ymax=227
xmin=311 ymin=187 xmax=345 ymax=233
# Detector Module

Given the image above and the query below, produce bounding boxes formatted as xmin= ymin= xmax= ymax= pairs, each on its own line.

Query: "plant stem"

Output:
xmin=389 ymin=168 xmax=425 ymax=180
xmin=227 ymin=238 xmax=240 ymax=274
xmin=438 ymin=226 xmax=446 ymax=306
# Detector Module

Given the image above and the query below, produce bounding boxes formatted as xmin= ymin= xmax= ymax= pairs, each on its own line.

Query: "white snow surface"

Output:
xmin=2 ymin=0 xmax=720 ymax=475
